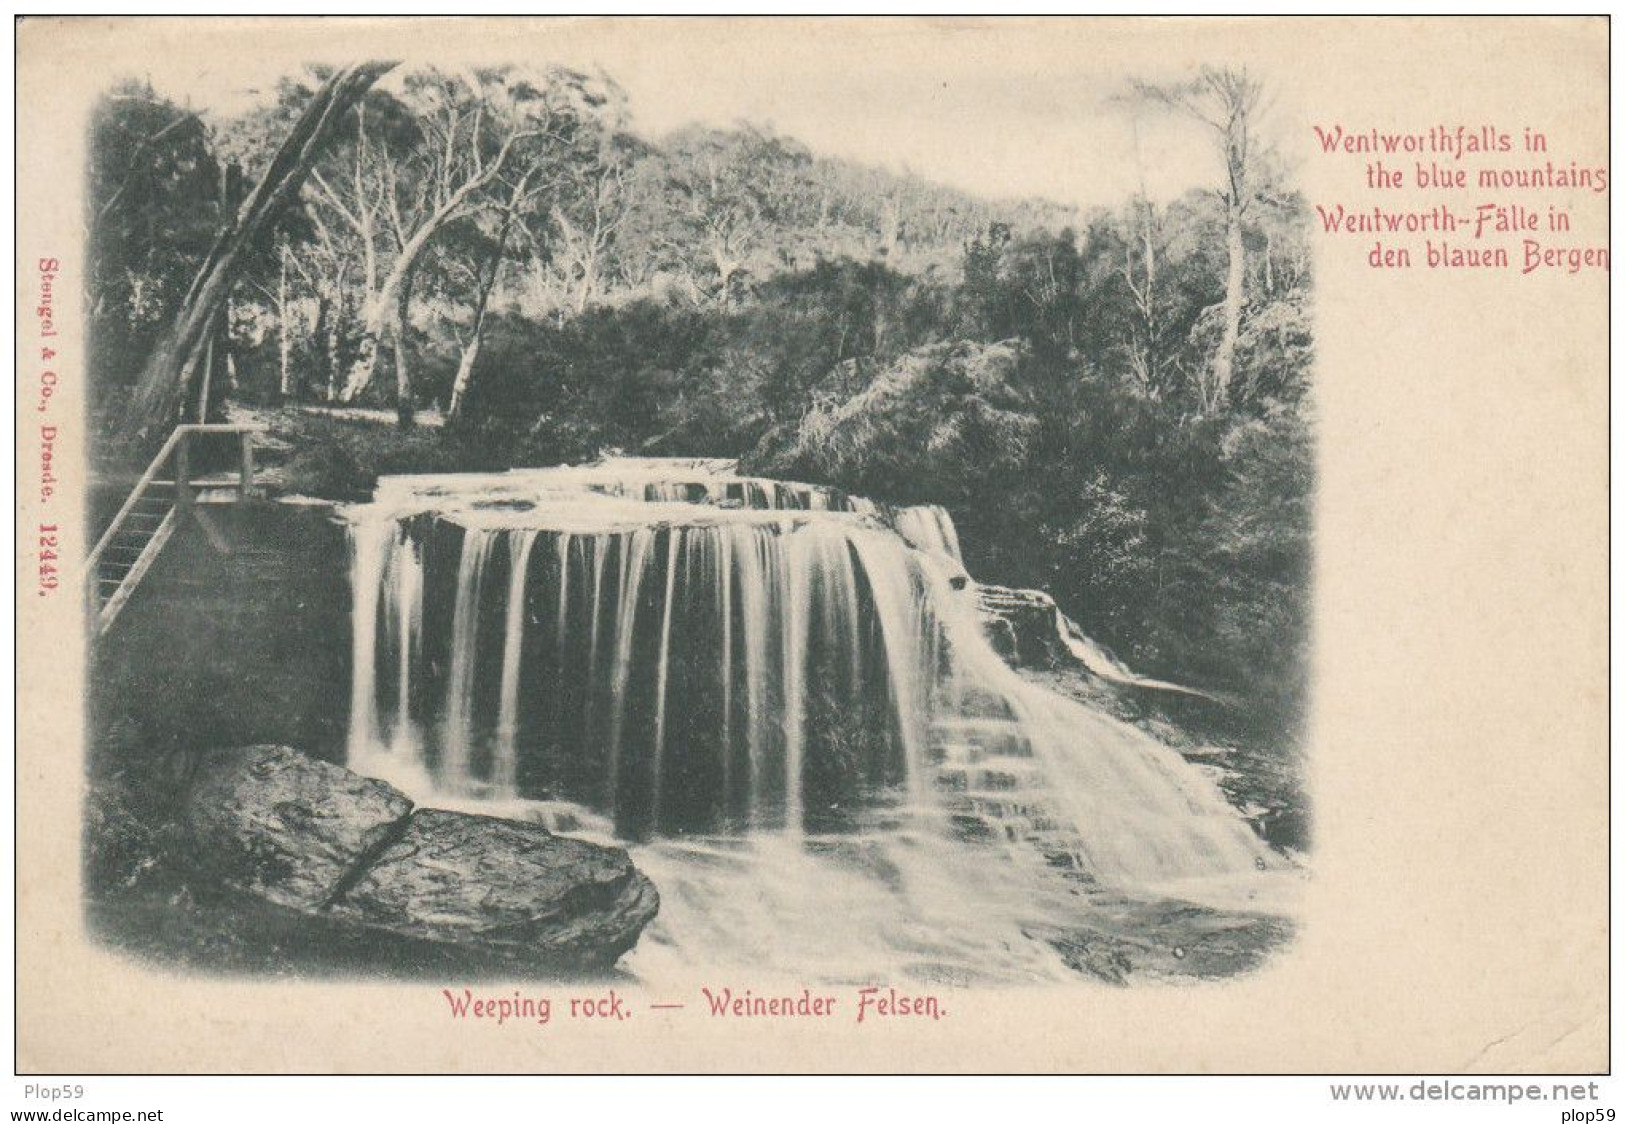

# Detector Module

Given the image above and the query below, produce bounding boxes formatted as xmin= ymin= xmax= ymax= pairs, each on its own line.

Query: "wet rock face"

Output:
xmin=328 ymin=809 xmax=659 ymax=970
xmin=172 ymin=746 xmax=658 ymax=972
xmin=976 ymin=584 xmax=1071 ymax=669
xmin=179 ymin=744 xmax=412 ymax=910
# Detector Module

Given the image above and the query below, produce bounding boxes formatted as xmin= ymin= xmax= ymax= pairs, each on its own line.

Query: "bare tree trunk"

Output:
xmin=1139 ymin=199 xmax=1159 ymax=393
xmin=1132 ymin=66 xmax=1260 ymax=416
xmin=1120 ymin=195 xmax=1162 ymax=398
xmin=127 ymin=61 xmax=395 ymax=444
xmin=393 ymin=273 xmax=415 ymax=429
xmin=313 ymin=295 xmax=330 ymax=401
xmin=276 ymin=249 xmax=293 ymax=400
xmin=337 ymin=117 xmax=531 ymax=405
xmin=347 ymin=295 xmax=387 ymax=405
xmin=574 ymin=253 xmax=598 ymax=313
xmin=447 ymin=241 xmax=507 ymax=425
xmin=321 ymin=263 xmax=348 ymax=402
xmin=318 ymin=291 xmax=340 ymax=402
xmin=447 ymin=336 xmax=483 ymax=424
xmin=1213 ymin=206 xmax=1244 ymax=406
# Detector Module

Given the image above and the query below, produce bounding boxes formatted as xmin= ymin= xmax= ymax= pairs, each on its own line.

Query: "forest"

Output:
xmin=88 ymin=63 xmax=1314 ymax=749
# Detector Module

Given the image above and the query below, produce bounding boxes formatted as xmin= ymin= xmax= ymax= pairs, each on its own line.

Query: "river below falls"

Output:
xmin=627 ymin=828 xmax=1299 ymax=987
xmin=371 ymin=776 xmax=1301 ymax=988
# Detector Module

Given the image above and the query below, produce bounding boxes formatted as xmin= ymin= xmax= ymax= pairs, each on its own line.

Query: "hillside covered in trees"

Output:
xmin=88 ymin=63 xmax=1313 ymax=748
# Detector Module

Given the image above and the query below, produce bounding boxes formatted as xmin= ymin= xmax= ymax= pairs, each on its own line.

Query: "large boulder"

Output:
xmin=327 ymin=809 xmax=659 ymax=970
xmin=178 ymin=744 xmax=412 ymax=910
xmin=171 ymin=746 xmax=659 ymax=972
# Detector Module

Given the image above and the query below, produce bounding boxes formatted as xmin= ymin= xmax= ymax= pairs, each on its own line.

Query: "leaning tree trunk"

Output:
xmin=340 ymin=139 xmax=524 ymax=406
xmin=315 ymin=260 xmax=347 ymax=402
xmin=126 ymin=61 xmax=397 ymax=445
xmin=446 ymin=253 xmax=501 ymax=425
xmin=446 ymin=332 xmax=484 ymax=426
xmin=447 ymin=188 xmax=526 ymax=425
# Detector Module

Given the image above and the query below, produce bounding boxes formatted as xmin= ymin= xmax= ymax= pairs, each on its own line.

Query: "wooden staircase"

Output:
xmin=83 ymin=424 xmax=264 ymax=637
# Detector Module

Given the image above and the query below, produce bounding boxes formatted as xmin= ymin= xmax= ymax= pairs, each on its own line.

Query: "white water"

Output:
xmin=343 ymin=457 xmax=1298 ymax=982
xmin=1049 ymin=598 xmax=1213 ymax=698
xmin=494 ymin=529 xmax=538 ymax=797
xmin=440 ymin=527 xmax=496 ymax=792
xmin=387 ymin=531 xmax=423 ymax=760
xmin=893 ymin=504 xmax=963 ymax=565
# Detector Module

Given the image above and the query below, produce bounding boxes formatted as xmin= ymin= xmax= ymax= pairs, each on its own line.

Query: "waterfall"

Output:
xmin=386 ymin=532 xmax=423 ymax=758
xmin=608 ymin=527 xmax=653 ymax=819
xmin=893 ymin=504 xmax=963 ymax=565
xmin=651 ymin=527 xmax=681 ymax=824
xmin=345 ymin=518 xmax=390 ymax=764
xmin=493 ymin=529 xmax=538 ymax=797
xmin=732 ymin=527 xmax=772 ymax=824
xmin=440 ymin=527 xmax=496 ymax=793
xmin=343 ymin=458 xmax=1279 ymax=896
xmin=347 ymin=518 xmax=431 ymax=790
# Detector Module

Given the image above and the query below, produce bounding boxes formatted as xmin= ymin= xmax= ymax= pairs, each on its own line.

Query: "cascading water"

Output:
xmin=893 ymin=503 xmax=963 ymax=564
xmin=344 ymin=457 xmax=1296 ymax=983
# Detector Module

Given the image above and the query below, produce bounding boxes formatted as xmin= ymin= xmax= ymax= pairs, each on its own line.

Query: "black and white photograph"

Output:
xmin=13 ymin=14 xmax=1608 ymax=1092
xmin=79 ymin=42 xmax=1312 ymax=991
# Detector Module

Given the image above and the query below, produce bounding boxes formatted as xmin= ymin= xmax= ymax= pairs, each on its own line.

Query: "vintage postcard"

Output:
xmin=13 ymin=15 xmax=1608 ymax=1076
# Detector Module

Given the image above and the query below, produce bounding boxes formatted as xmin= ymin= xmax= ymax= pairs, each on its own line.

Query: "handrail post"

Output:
xmin=175 ymin=429 xmax=193 ymax=513
xmin=238 ymin=430 xmax=254 ymax=501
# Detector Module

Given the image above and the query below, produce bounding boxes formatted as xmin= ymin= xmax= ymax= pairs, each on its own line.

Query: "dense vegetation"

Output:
xmin=89 ymin=65 xmax=1312 ymax=748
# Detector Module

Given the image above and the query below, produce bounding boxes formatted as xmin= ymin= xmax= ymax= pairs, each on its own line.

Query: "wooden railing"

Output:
xmin=84 ymin=423 xmax=264 ymax=637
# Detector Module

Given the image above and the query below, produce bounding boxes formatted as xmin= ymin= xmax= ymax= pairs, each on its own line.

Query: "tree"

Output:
xmin=441 ymin=70 xmax=623 ymax=421
xmin=545 ymin=139 xmax=633 ymax=315
xmin=88 ymin=82 xmax=222 ymax=440
xmin=126 ymin=61 xmax=397 ymax=443
xmin=1117 ymin=195 xmax=1164 ymax=396
xmin=241 ymin=233 xmax=300 ymax=401
xmin=217 ymin=75 xmax=368 ymax=405
xmin=659 ymin=127 xmax=811 ymax=306
xmin=442 ymin=168 xmax=540 ymax=422
xmin=296 ymin=206 xmax=359 ymax=401
xmin=1136 ymin=66 xmax=1265 ymax=413
xmin=1104 ymin=109 xmax=1174 ymax=400
xmin=314 ymin=67 xmax=577 ymax=424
